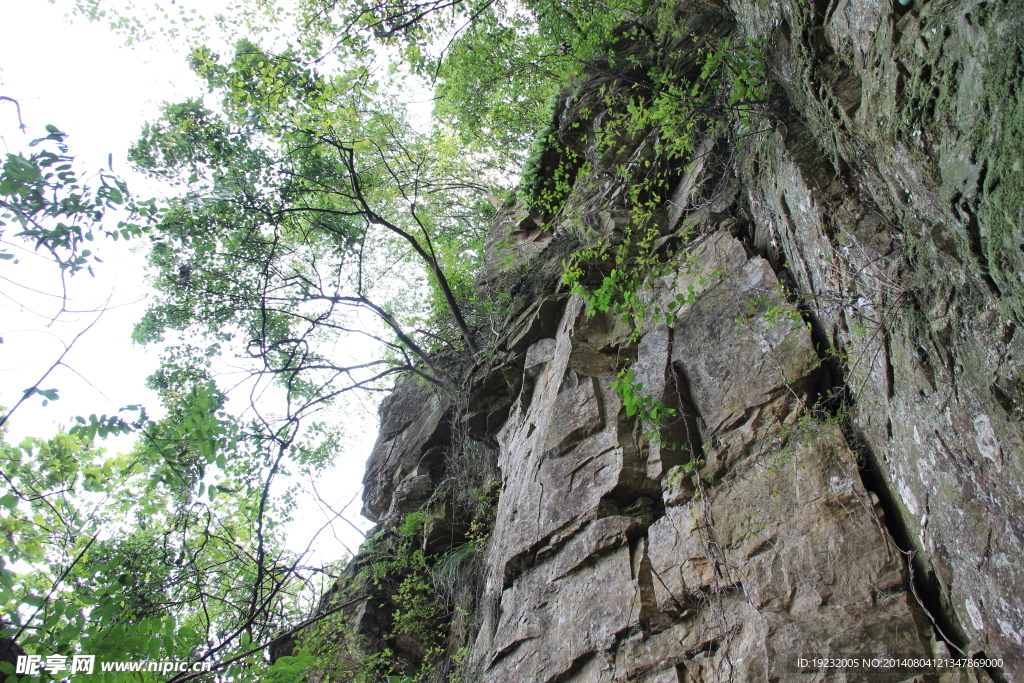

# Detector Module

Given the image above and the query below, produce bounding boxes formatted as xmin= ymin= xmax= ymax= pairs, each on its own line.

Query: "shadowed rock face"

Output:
xmin=361 ymin=375 xmax=452 ymax=525
xmin=337 ymin=0 xmax=1024 ymax=680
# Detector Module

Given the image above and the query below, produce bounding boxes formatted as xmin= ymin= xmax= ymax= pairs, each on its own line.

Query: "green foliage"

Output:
xmin=552 ymin=33 xmax=769 ymax=332
xmin=318 ymin=479 xmax=498 ymax=682
xmin=612 ymin=368 xmax=673 ymax=421
xmin=398 ymin=0 xmax=645 ymax=178
xmin=0 ymin=398 xmax=210 ymax=664
xmin=398 ymin=511 xmax=432 ymax=538
xmin=464 ymin=480 xmax=500 ymax=549
xmin=391 ymin=550 xmax=444 ymax=652
xmin=433 ymin=26 xmax=567 ymax=173
xmin=0 ymin=377 xmax=337 ymax=679
xmin=358 ymin=531 xmax=450 ymax=679
xmin=742 ymin=282 xmax=808 ymax=333
xmin=276 ymin=599 xmax=394 ymax=683
xmin=0 ymin=125 xmax=152 ymax=274
xmin=130 ymin=38 xmax=494 ymax=403
xmin=612 ymin=368 xmax=678 ymax=448
xmin=516 ymin=91 xmax=563 ymax=202
xmin=698 ymin=36 xmax=770 ymax=128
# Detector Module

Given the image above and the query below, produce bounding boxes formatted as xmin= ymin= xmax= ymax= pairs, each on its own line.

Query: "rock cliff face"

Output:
xmin=323 ymin=0 xmax=1024 ymax=680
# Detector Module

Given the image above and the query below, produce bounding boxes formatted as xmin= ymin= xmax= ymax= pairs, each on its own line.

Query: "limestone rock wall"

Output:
xmin=337 ymin=0 xmax=1024 ymax=680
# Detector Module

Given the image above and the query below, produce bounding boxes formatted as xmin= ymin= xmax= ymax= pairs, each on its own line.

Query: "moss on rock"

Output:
xmin=976 ymin=4 xmax=1024 ymax=319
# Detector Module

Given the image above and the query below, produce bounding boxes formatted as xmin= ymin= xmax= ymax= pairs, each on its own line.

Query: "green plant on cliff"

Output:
xmin=556 ymin=34 xmax=771 ymax=332
xmin=517 ymin=91 xmax=567 ymax=205
xmin=619 ymin=380 xmax=667 ymax=419
xmin=337 ymin=504 xmax=496 ymax=682
xmin=292 ymin=417 xmax=498 ymax=681
xmin=390 ymin=512 xmax=445 ymax=652
xmin=742 ymin=281 xmax=808 ymax=333
xmin=463 ymin=479 xmax=500 ymax=548
xmin=612 ymin=368 xmax=676 ymax=444
xmin=529 ymin=31 xmax=774 ymax=480
xmin=426 ymin=0 xmax=647 ymax=173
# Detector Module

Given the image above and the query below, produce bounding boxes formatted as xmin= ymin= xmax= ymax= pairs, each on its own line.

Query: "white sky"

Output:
xmin=0 ymin=0 xmax=195 ymax=438
xmin=0 ymin=0 xmax=376 ymax=569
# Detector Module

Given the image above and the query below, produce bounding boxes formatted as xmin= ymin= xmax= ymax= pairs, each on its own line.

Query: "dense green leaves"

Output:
xmin=0 ymin=384 xmax=332 ymax=680
xmin=129 ymin=37 xmax=498 ymax=401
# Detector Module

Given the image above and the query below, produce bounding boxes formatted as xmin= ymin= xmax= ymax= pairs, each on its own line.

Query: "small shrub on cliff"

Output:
xmin=557 ymin=33 xmax=772 ymax=331
xmin=398 ymin=511 xmax=433 ymax=538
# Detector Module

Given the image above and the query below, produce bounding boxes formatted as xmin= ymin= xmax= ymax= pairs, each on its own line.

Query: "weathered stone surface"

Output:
xmin=525 ymin=338 xmax=557 ymax=376
xmin=544 ymin=376 xmax=605 ymax=456
xmin=476 ymin=198 xmax=553 ymax=293
xmin=486 ymin=544 xmax=638 ymax=683
xmin=458 ymin=246 xmax=938 ymax=681
xmin=361 ymin=376 xmax=450 ymax=522
xmin=633 ymin=325 xmax=674 ymax=480
xmin=670 ymin=251 xmax=819 ymax=435
xmin=730 ymin=0 xmax=1024 ymax=665
xmin=737 ymin=0 xmax=1024 ymax=664
xmin=541 ymin=515 xmax=638 ymax=581
xmin=648 ymin=424 xmax=904 ymax=619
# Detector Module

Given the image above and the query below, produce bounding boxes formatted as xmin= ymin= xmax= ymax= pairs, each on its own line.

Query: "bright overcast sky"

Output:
xmin=0 ymin=0 xmax=375 ymax=565
xmin=0 ymin=0 xmax=201 ymax=438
